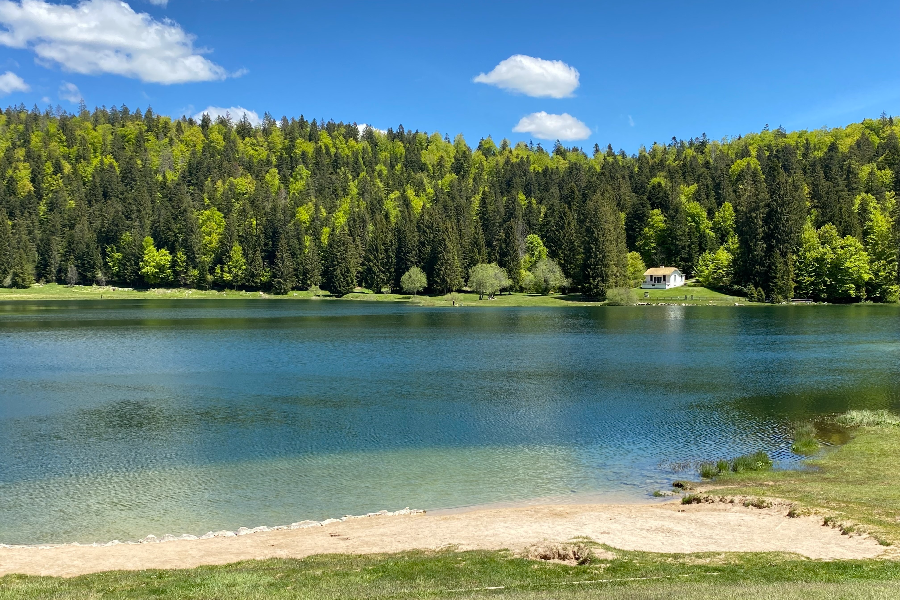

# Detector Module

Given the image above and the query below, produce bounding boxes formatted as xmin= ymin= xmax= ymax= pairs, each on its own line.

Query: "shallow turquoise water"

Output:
xmin=0 ymin=301 xmax=898 ymax=544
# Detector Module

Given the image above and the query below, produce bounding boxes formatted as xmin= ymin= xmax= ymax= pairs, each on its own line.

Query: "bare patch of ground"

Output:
xmin=0 ymin=501 xmax=886 ymax=577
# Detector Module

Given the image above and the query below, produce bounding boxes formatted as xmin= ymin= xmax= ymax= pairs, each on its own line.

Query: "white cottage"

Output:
xmin=642 ymin=267 xmax=685 ymax=290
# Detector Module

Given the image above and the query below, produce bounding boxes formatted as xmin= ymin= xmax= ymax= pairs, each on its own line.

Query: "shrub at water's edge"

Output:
xmin=698 ymin=451 xmax=773 ymax=479
xmin=835 ymin=409 xmax=900 ymax=427
xmin=605 ymin=287 xmax=637 ymax=306
xmin=791 ymin=422 xmax=820 ymax=455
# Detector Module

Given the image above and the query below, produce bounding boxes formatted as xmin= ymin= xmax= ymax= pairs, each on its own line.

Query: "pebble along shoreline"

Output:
xmin=0 ymin=508 xmax=426 ymax=550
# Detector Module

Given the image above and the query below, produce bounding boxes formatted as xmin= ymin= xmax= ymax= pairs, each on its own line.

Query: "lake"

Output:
xmin=0 ymin=300 xmax=898 ymax=545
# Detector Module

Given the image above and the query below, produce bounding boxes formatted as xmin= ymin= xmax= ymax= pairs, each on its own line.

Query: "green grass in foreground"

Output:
xmin=2 ymin=549 xmax=899 ymax=599
xmin=0 ymin=282 xmax=744 ymax=306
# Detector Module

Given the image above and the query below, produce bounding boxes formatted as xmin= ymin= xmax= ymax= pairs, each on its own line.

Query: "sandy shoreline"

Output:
xmin=0 ymin=500 xmax=887 ymax=578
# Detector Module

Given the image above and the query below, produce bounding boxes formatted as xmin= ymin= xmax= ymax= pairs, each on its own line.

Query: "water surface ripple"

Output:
xmin=0 ymin=301 xmax=898 ymax=544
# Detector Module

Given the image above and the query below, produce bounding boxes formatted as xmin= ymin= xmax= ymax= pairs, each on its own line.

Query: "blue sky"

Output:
xmin=0 ymin=0 xmax=898 ymax=152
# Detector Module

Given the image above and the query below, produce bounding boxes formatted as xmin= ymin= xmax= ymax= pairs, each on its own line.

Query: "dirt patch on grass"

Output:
xmin=0 ymin=502 xmax=886 ymax=577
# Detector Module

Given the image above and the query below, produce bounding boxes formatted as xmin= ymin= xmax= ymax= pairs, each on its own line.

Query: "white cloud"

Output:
xmin=0 ymin=0 xmax=233 ymax=84
xmin=474 ymin=55 xmax=579 ymax=98
xmin=0 ymin=70 xmax=29 ymax=95
xmin=628 ymin=115 xmax=635 ymax=127
xmin=356 ymin=123 xmax=385 ymax=136
xmin=59 ymin=81 xmax=82 ymax=102
xmin=512 ymin=112 xmax=591 ymax=141
xmin=194 ymin=106 xmax=260 ymax=126
xmin=147 ymin=0 xmax=168 ymax=6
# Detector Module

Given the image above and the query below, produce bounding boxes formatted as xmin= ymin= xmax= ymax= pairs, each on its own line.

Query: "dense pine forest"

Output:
xmin=0 ymin=104 xmax=898 ymax=302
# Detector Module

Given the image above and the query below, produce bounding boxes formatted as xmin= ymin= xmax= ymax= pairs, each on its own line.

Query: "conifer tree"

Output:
xmin=302 ymin=239 xmax=323 ymax=289
xmin=582 ymin=195 xmax=627 ymax=299
xmin=432 ymin=225 xmax=463 ymax=293
xmin=0 ymin=209 xmax=12 ymax=284
xmin=361 ymin=215 xmax=395 ymax=292
xmin=271 ymin=239 xmax=295 ymax=295
xmin=324 ymin=228 xmax=358 ymax=296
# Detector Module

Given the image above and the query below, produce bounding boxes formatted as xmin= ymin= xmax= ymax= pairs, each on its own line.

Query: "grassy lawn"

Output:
xmin=2 ymin=548 xmax=899 ymax=599
xmin=0 ymin=282 xmax=741 ymax=307
xmin=638 ymin=284 xmax=744 ymax=305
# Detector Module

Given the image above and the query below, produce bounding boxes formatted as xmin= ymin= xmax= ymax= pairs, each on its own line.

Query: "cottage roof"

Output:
xmin=644 ymin=267 xmax=681 ymax=276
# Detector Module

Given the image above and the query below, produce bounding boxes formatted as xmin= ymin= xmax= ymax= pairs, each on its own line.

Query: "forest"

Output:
xmin=0 ymin=103 xmax=898 ymax=303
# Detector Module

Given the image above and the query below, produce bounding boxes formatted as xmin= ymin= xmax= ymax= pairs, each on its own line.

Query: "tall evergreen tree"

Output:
xmin=582 ymin=195 xmax=627 ymax=299
xmin=431 ymin=224 xmax=463 ymax=293
xmin=324 ymin=228 xmax=358 ymax=296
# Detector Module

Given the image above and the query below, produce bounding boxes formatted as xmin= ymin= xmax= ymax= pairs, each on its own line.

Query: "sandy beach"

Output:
xmin=0 ymin=500 xmax=887 ymax=578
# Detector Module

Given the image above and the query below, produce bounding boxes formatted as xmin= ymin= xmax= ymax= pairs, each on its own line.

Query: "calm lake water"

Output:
xmin=1 ymin=300 xmax=898 ymax=545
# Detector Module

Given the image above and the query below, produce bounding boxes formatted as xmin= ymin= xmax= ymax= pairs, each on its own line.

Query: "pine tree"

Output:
xmin=394 ymin=211 xmax=418 ymax=290
xmin=361 ymin=216 xmax=395 ymax=293
xmin=10 ymin=230 xmax=35 ymax=289
xmin=542 ymin=201 xmax=582 ymax=285
xmin=733 ymin=159 xmax=770 ymax=290
xmin=324 ymin=228 xmax=358 ymax=296
xmin=763 ymin=165 xmax=806 ymax=301
xmin=498 ymin=220 xmax=524 ymax=290
xmin=302 ymin=239 xmax=323 ymax=289
xmin=271 ymin=239 xmax=295 ymax=295
xmin=0 ymin=209 xmax=12 ymax=285
xmin=582 ymin=195 xmax=627 ymax=299
xmin=432 ymin=225 xmax=463 ymax=293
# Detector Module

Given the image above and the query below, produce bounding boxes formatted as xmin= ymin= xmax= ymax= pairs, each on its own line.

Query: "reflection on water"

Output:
xmin=0 ymin=301 xmax=898 ymax=544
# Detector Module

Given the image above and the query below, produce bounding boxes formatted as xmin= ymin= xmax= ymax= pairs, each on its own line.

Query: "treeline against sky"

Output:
xmin=0 ymin=104 xmax=898 ymax=302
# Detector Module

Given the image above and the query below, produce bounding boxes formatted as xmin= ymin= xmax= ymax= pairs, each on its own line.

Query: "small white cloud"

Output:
xmin=146 ymin=0 xmax=168 ymax=6
xmin=513 ymin=112 xmax=591 ymax=141
xmin=356 ymin=123 xmax=385 ymax=136
xmin=628 ymin=115 xmax=635 ymax=127
xmin=474 ymin=55 xmax=579 ymax=98
xmin=59 ymin=81 xmax=82 ymax=102
xmin=194 ymin=106 xmax=261 ymax=126
xmin=0 ymin=0 xmax=229 ymax=84
xmin=0 ymin=70 xmax=29 ymax=95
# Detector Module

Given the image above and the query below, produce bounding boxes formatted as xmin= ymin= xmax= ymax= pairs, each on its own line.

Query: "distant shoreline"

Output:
xmin=0 ymin=282 xmax=850 ymax=307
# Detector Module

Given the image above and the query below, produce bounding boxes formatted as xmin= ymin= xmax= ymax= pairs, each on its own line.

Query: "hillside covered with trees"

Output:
xmin=0 ymin=104 xmax=898 ymax=303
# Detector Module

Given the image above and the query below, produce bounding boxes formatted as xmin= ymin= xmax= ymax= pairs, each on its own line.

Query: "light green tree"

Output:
xmin=216 ymin=243 xmax=247 ymax=289
xmin=400 ymin=266 xmax=427 ymax=296
xmin=523 ymin=234 xmax=548 ymax=270
xmin=198 ymin=207 xmax=225 ymax=264
xmin=467 ymin=263 xmax=511 ymax=299
xmin=626 ymin=252 xmax=646 ymax=288
xmin=637 ymin=209 xmax=667 ymax=267
xmin=795 ymin=223 xmax=872 ymax=302
xmin=696 ymin=244 xmax=735 ymax=290
xmin=711 ymin=202 xmax=736 ymax=245
xmin=139 ymin=236 xmax=173 ymax=286
xmin=861 ymin=194 xmax=899 ymax=302
xmin=529 ymin=258 xmax=569 ymax=295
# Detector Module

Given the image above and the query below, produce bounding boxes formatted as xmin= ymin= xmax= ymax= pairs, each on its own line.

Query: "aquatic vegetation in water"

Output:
xmin=835 ymin=410 xmax=900 ymax=427
xmin=698 ymin=451 xmax=773 ymax=478
xmin=791 ymin=422 xmax=820 ymax=455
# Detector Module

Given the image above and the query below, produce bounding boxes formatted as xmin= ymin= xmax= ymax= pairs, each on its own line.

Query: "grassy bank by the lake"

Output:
xmin=0 ymin=282 xmax=748 ymax=306
xmin=700 ymin=413 xmax=900 ymax=547
xmin=2 ymin=547 xmax=899 ymax=599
